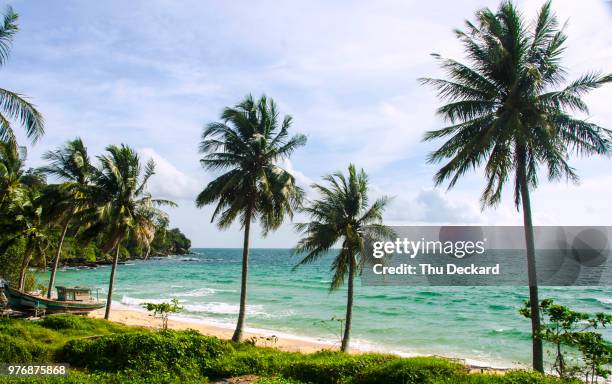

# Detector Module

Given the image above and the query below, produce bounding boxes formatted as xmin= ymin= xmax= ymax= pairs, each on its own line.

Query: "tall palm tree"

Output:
xmin=294 ymin=165 xmax=393 ymax=352
xmin=0 ymin=6 xmax=44 ymax=146
xmin=39 ymin=138 xmax=95 ymax=298
xmin=85 ymin=144 xmax=176 ymax=319
xmin=6 ymin=189 xmax=49 ymax=291
xmin=420 ymin=1 xmax=612 ymax=371
xmin=197 ymin=94 xmax=306 ymax=342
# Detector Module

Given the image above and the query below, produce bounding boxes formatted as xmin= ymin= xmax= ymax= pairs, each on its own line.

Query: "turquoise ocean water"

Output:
xmin=37 ymin=248 xmax=611 ymax=368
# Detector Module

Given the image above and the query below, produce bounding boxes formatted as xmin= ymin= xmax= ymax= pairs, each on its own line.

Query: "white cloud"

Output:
xmin=138 ymin=148 xmax=202 ymax=200
xmin=383 ymin=188 xmax=480 ymax=224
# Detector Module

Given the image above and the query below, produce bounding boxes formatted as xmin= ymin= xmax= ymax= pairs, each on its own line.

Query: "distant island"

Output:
xmin=55 ymin=226 xmax=193 ymax=268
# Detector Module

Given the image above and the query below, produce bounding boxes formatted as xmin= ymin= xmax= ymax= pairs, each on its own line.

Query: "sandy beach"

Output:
xmin=90 ymin=307 xmax=332 ymax=353
xmin=89 ymin=306 xmax=513 ymax=374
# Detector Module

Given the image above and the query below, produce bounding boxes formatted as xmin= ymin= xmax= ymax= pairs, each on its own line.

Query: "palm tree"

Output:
xmin=0 ymin=141 xmax=23 ymax=208
xmin=39 ymin=138 xmax=95 ymax=298
xmin=85 ymin=144 xmax=176 ymax=319
xmin=197 ymin=94 xmax=306 ymax=342
xmin=420 ymin=1 xmax=612 ymax=371
xmin=0 ymin=6 xmax=44 ymax=146
xmin=12 ymin=189 xmax=49 ymax=291
xmin=0 ymin=142 xmax=44 ymax=247
xmin=294 ymin=165 xmax=393 ymax=352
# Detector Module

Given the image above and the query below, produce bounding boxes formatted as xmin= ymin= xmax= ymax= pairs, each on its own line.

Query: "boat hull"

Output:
xmin=3 ymin=286 xmax=105 ymax=315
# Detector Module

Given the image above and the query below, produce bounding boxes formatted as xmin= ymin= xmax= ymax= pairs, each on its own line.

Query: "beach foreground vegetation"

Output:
xmin=0 ymin=314 xmax=580 ymax=384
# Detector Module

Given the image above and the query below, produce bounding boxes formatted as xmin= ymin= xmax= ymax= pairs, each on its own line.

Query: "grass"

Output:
xmin=0 ymin=315 xmax=580 ymax=384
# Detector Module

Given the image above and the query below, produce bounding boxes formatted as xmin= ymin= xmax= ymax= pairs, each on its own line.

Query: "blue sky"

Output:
xmin=2 ymin=0 xmax=611 ymax=247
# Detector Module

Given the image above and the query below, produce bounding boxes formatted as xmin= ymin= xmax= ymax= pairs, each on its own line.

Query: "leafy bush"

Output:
xmin=61 ymin=330 xmax=233 ymax=378
xmin=0 ymin=334 xmax=52 ymax=363
xmin=520 ymin=299 xmax=612 ymax=382
xmin=39 ymin=315 xmax=96 ymax=331
xmin=282 ymin=351 xmax=394 ymax=384
xmin=353 ymin=357 xmax=464 ymax=384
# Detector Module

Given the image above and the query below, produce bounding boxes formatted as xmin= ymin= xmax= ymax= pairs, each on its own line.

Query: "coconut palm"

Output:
xmin=0 ymin=141 xmax=23 ymax=208
xmin=85 ymin=144 xmax=176 ymax=319
xmin=420 ymin=1 xmax=612 ymax=371
xmin=294 ymin=165 xmax=393 ymax=352
xmin=3 ymin=188 xmax=50 ymax=291
xmin=197 ymin=94 xmax=306 ymax=342
xmin=39 ymin=138 xmax=95 ymax=298
xmin=0 ymin=6 xmax=44 ymax=146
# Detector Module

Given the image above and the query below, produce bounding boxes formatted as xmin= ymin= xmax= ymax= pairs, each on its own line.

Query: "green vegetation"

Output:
xmin=142 ymin=298 xmax=183 ymax=330
xmin=0 ymin=315 xmax=580 ymax=384
xmin=196 ymin=94 xmax=307 ymax=342
xmin=81 ymin=144 xmax=176 ymax=319
xmin=294 ymin=165 xmax=393 ymax=352
xmin=520 ymin=299 xmax=612 ymax=382
xmin=420 ymin=0 xmax=612 ymax=372
xmin=0 ymin=137 xmax=186 ymax=310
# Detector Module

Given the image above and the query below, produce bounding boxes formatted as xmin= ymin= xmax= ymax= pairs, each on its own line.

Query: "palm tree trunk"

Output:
xmin=18 ymin=251 xmax=32 ymax=291
xmin=47 ymin=220 xmax=69 ymax=299
xmin=232 ymin=208 xmax=252 ymax=342
xmin=341 ymin=254 xmax=355 ymax=352
xmin=519 ymin=162 xmax=544 ymax=373
xmin=104 ymin=246 xmax=121 ymax=320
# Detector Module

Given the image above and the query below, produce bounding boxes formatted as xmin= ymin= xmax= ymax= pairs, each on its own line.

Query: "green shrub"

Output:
xmin=352 ymin=357 xmax=465 ymax=384
xmin=206 ymin=344 xmax=298 ymax=378
xmin=39 ymin=315 xmax=95 ymax=331
xmin=0 ymin=334 xmax=50 ymax=363
xmin=37 ymin=314 xmax=135 ymax=335
xmin=0 ymin=321 xmax=56 ymax=363
xmin=61 ymin=330 xmax=233 ymax=378
xmin=280 ymin=351 xmax=394 ymax=384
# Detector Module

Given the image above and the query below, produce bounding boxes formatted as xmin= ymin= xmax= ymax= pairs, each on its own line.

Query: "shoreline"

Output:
xmin=90 ymin=305 xmax=519 ymax=372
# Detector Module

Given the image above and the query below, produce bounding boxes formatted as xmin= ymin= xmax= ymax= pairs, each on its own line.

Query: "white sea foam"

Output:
xmin=121 ymin=296 xmax=170 ymax=305
xmin=182 ymin=302 xmax=267 ymax=316
xmin=176 ymin=288 xmax=217 ymax=297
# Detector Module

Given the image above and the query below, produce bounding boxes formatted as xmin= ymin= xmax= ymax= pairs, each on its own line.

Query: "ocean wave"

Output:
xmin=183 ymin=302 xmax=258 ymax=315
xmin=176 ymin=288 xmax=217 ymax=297
xmin=596 ymin=297 xmax=612 ymax=305
xmin=121 ymin=296 xmax=170 ymax=305
xmin=181 ymin=302 xmax=293 ymax=318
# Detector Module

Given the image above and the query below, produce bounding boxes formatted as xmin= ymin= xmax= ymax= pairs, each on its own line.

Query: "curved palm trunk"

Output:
xmin=104 ymin=246 xmax=121 ymax=320
xmin=232 ymin=208 xmax=252 ymax=342
xmin=47 ymin=220 xmax=70 ymax=299
xmin=341 ymin=255 xmax=355 ymax=352
xmin=18 ymin=250 xmax=32 ymax=291
xmin=519 ymin=163 xmax=544 ymax=373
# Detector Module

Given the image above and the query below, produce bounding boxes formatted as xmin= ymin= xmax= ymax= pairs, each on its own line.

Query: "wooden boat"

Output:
xmin=2 ymin=284 xmax=105 ymax=315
